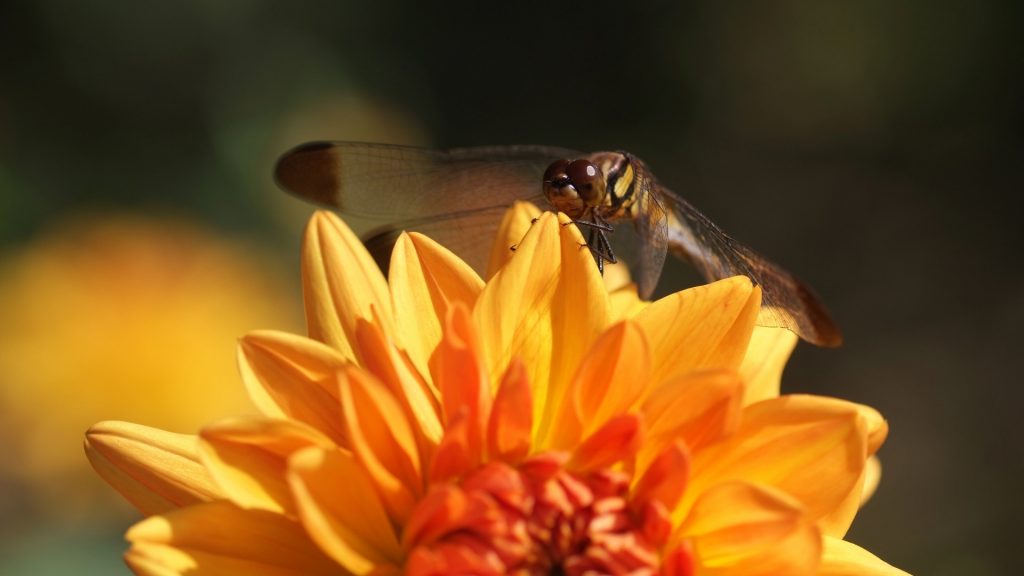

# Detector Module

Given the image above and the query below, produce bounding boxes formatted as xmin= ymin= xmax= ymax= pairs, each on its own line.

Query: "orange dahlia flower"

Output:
xmin=85 ymin=204 xmax=907 ymax=575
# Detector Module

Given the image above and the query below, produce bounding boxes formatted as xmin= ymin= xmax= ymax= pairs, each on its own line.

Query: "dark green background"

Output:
xmin=2 ymin=1 xmax=1021 ymax=574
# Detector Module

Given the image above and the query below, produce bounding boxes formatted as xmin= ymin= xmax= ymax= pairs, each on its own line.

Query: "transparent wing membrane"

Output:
xmin=657 ymin=189 xmax=842 ymax=347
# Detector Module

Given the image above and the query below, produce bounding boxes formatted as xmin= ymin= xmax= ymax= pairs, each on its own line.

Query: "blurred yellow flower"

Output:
xmin=0 ymin=215 xmax=300 ymax=517
xmin=86 ymin=206 xmax=907 ymax=575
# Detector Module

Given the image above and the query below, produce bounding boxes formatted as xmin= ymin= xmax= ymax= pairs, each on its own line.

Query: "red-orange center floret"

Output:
xmin=406 ymin=453 xmax=682 ymax=575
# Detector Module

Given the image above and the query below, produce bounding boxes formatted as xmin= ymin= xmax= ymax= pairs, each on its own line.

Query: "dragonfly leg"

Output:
xmin=510 ymin=216 xmax=545 ymax=253
xmin=594 ymin=228 xmax=618 ymax=264
xmin=586 ymin=227 xmax=605 ymax=275
xmin=576 ymin=213 xmax=618 ymax=269
xmin=573 ymin=218 xmax=615 ymax=232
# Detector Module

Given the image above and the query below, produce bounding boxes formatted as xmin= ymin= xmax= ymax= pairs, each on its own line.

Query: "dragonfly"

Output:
xmin=275 ymin=141 xmax=842 ymax=347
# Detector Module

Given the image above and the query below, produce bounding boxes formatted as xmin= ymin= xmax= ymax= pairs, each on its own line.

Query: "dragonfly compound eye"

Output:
xmin=543 ymin=158 xmax=571 ymax=185
xmin=566 ymin=159 xmax=606 ymax=205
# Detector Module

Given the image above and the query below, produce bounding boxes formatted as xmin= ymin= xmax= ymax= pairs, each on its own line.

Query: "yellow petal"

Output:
xmin=601 ymin=259 xmax=634 ymax=293
xmin=473 ymin=211 xmax=561 ymax=434
xmin=338 ymin=366 xmax=423 ymax=523
xmin=861 ymin=455 xmax=882 ymax=504
xmin=237 ymin=330 xmax=350 ymax=444
xmin=302 ymin=210 xmax=395 ymax=359
xmin=389 ymin=231 xmax=484 ymax=382
xmin=635 ymin=277 xmax=760 ymax=388
xmin=198 ymin=416 xmax=336 ymax=514
xmin=288 ymin=446 xmax=403 ymax=573
xmin=739 ymin=326 xmax=798 ymax=405
xmin=684 ymin=395 xmax=869 ymax=526
xmin=125 ymin=500 xmax=340 ymax=575
xmin=608 ymin=284 xmax=648 ymax=322
xmin=485 ymin=200 xmax=542 ymax=278
xmin=474 ymin=212 xmax=556 ymax=408
xmin=818 ymin=454 xmax=885 ymax=538
xmin=84 ymin=421 xmax=220 ymax=516
xmin=680 ymin=481 xmax=821 ymax=576
xmin=819 ymin=537 xmax=911 ymax=575
xmin=543 ymin=212 xmax=612 ymax=438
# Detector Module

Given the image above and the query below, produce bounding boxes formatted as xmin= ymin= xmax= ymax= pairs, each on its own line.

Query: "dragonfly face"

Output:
xmin=275 ymin=141 xmax=843 ymax=347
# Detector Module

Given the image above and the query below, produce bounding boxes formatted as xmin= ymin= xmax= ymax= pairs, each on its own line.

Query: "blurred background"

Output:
xmin=0 ymin=1 xmax=1020 ymax=574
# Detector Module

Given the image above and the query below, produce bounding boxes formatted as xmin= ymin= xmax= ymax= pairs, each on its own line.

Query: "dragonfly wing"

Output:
xmin=275 ymin=141 xmax=581 ymax=220
xmin=360 ymin=202 xmax=538 ymax=277
xmin=659 ymin=190 xmax=842 ymax=347
xmin=632 ymin=178 xmax=669 ymax=299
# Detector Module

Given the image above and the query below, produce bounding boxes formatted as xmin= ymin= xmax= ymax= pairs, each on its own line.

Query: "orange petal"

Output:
xmin=635 ymin=277 xmax=760 ymax=387
xmin=680 ymin=481 xmax=821 ymax=576
xmin=572 ymin=321 xmax=649 ymax=436
xmin=486 ymin=357 xmax=533 ymax=463
xmin=684 ymin=395 xmax=869 ymax=527
xmin=432 ymin=304 xmax=491 ymax=462
xmin=302 ymin=211 xmax=395 ymax=358
xmin=632 ymin=441 xmax=691 ymax=512
xmin=389 ymin=231 xmax=484 ymax=382
xmin=288 ymin=446 xmax=403 ymax=573
xmin=338 ymin=366 xmax=423 ymax=522
xmin=428 ymin=411 xmax=475 ymax=484
xmin=198 ymin=416 xmax=336 ymax=514
xmin=569 ymin=413 xmax=642 ymax=473
xmin=237 ymin=330 xmax=350 ymax=444
xmin=819 ymin=536 xmax=911 ymax=576
xmin=547 ymin=321 xmax=650 ymax=450
xmin=660 ymin=541 xmax=696 ymax=576
xmin=485 ymin=200 xmax=542 ymax=278
xmin=401 ymin=484 xmax=494 ymax=551
xmin=738 ymin=326 xmax=798 ymax=406
xmin=84 ymin=421 xmax=220 ymax=516
xmin=125 ymin=500 xmax=341 ymax=575
xmin=355 ymin=317 xmax=443 ymax=447
xmin=639 ymin=370 xmax=743 ymax=472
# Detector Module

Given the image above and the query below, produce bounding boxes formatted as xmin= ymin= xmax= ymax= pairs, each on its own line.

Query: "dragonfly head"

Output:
xmin=542 ymin=158 xmax=608 ymax=218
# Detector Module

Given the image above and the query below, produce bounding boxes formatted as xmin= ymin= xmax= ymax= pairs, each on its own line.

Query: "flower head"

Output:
xmin=86 ymin=204 xmax=907 ymax=575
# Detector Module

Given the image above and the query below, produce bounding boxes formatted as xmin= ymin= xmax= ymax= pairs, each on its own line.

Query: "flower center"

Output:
xmin=405 ymin=453 xmax=675 ymax=575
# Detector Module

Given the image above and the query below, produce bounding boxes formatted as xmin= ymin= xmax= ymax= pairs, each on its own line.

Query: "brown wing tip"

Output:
xmin=808 ymin=320 xmax=844 ymax=347
xmin=273 ymin=141 xmax=343 ymax=206
xmin=794 ymin=281 xmax=843 ymax=347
